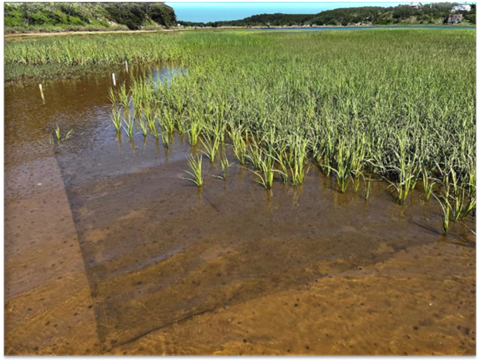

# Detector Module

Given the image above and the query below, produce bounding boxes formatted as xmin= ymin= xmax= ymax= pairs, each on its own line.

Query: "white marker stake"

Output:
xmin=39 ymin=84 xmax=45 ymax=103
xmin=125 ymin=60 xmax=129 ymax=73
xmin=112 ymin=73 xmax=116 ymax=86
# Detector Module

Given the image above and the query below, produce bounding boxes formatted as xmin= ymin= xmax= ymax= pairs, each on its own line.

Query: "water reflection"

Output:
xmin=151 ymin=65 xmax=188 ymax=86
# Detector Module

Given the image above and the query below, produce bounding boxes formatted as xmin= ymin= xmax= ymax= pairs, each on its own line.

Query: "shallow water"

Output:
xmin=4 ymin=63 xmax=475 ymax=355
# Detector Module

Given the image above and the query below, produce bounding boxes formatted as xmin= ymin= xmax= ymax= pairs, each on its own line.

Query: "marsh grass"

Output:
xmin=118 ymin=83 xmax=130 ymax=110
xmin=201 ymin=137 xmax=221 ymax=163
xmin=213 ymin=154 xmax=231 ymax=181
xmin=111 ymin=107 xmax=122 ymax=133
xmin=5 ymin=33 xmax=182 ymax=82
xmin=422 ymin=167 xmax=436 ymax=201
xmin=228 ymin=126 xmax=247 ymax=165
xmin=123 ymin=114 xmax=135 ymax=139
xmin=145 ymin=109 xmax=160 ymax=139
xmin=246 ymin=142 xmax=264 ymax=170
xmin=188 ymin=120 xmax=203 ymax=146
xmin=53 ymin=125 xmax=73 ymax=143
xmin=382 ymin=136 xmax=419 ymax=204
xmin=183 ymin=154 xmax=203 ymax=187
xmin=365 ymin=178 xmax=371 ymax=201
xmin=43 ymin=30 xmax=475 ymax=231
xmin=108 ymin=87 xmax=118 ymax=107
xmin=161 ymin=109 xmax=176 ymax=135
xmin=220 ymin=156 xmax=231 ymax=181
xmin=55 ymin=125 xmax=61 ymax=141
xmin=139 ymin=118 xmax=148 ymax=138
xmin=123 ymin=31 xmax=477 ymax=228
xmin=433 ymin=177 xmax=452 ymax=234
xmin=327 ymin=141 xmax=354 ymax=193
xmin=250 ymin=151 xmax=284 ymax=189
xmin=161 ymin=130 xmax=171 ymax=148
xmin=289 ymin=136 xmax=309 ymax=186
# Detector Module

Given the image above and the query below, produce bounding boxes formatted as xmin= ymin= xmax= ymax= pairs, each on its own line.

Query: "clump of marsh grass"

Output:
xmin=228 ymin=127 xmax=247 ymax=165
xmin=111 ymin=107 xmax=122 ymax=133
xmin=201 ymin=137 xmax=221 ymax=163
xmin=327 ymin=141 xmax=353 ymax=193
xmin=433 ymin=178 xmax=451 ymax=235
xmin=161 ymin=109 xmax=176 ymax=135
xmin=206 ymin=119 xmax=227 ymax=144
xmin=449 ymin=167 xmax=476 ymax=222
xmin=246 ymin=141 xmax=265 ymax=170
xmin=461 ymin=196 xmax=476 ymax=220
xmin=274 ymin=150 xmax=290 ymax=184
xmin=122 ymin=115 xmax=135 ymax=139
xmin=108 ymin=87 xmax=118 ymax=107
xmin=220 ymin=156 xmax=231 ymax=180
xmin=145 ymin=109 xmax=159 ymax=140
xmin=385 ymin=137 xmax=418 ymax=204
xmin=351 ymin=137 xmax=367 ymax=193
xmin=250 ymin=151 xmax=283 ymax=189
xmin=450 ymin=168 xmax=463 ymax=222
xmin=365 ymin=178 xmax=371 ymax=201
xmin=188 ymin=121 xmax=202 ymax=146
xmin=176 ymin=118 xmax=186 ymax=134
xmin=138 ymin=118 xmax=148 ymax=138
xmin=183 ymin=154 xmax=203 ymax=187
xmin=313 ymin=132 xmax=335 ymax=177
xmin=161 ymin=130 xmax=171 ymax=148
xmin=421 ymin=166 xmax=436 ymax=201
xmin=118 ymin=83 xmax=130 ymax=110
xmin=52 ymin=125 xmax=73 ymax=143
xmin=214 ymin=154 xmax=231 ymax=181
xmin=289 ymin=136 xmax=309 ymax=186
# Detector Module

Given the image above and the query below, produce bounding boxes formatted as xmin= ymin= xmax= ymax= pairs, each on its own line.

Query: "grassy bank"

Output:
xmin=4 ymin=2 xmax=177 ymax=33
xmin=5 ymin=29 xmax=476 ymax=231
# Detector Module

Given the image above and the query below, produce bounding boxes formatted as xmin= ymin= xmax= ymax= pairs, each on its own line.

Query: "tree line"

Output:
xmin=178 ymin=3 xmax=476 ymax=27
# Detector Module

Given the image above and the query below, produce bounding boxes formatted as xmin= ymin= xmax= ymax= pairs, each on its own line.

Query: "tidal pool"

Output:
xmin=4 ymin=64 xmax=475 ymax=355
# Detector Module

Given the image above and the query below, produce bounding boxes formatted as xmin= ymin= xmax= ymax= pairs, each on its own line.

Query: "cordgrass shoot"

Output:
xmin=184 ymin=154 xmax=204 ymax=187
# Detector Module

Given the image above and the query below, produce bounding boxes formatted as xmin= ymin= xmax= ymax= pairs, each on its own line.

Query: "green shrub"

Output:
xmin=103 ymin=3 xmax=146 ymax=30
xmin=326 ymin=18 xmax=338 ymax=26
xmin=67 ymin=15 xmax=85 ymax=26
xmin=30 ymin=11 xmax=49 ymax=25
xmin=4 ymin=2 xmax=176 ymax=32
xmin=464 ymin=13 xmax=476 ymax=24
xmin=146 ymin=2 xmax=176 ymax=28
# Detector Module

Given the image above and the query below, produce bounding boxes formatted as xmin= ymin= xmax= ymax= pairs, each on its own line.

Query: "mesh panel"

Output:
xmin=56 ymin=145 xmax=443 ymax=349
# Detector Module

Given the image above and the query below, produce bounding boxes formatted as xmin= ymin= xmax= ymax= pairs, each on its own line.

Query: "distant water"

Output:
xmin=251 ymin=26 xmax=475 ymax=31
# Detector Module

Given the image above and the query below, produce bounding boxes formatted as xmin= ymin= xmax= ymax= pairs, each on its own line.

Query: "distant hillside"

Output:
xmin=219 ymin=13 xmax=315 ymax=27
xmin=309 ymin=3 xmax=475 ymax=26
xmin=5 ymin=2 xmax=177 ymax=33
xmin=178 ymin=3 xmax=476 ymax=27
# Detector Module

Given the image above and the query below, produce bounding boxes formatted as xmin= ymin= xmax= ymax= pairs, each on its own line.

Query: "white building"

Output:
xmin=451 ymin=4 xmax=472 ymax=12
xmin=409 ymin=2 xmax=422 ymax=9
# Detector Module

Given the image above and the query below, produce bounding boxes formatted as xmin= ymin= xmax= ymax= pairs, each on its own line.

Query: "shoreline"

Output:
xmin=4 ymin=28 xmax=177 ymax=39
xmin=5 ymin=23 xmax=475 ymax=39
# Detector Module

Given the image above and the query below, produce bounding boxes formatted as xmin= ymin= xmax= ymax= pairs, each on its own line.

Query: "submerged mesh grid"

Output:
xmin=55 ymin=140 xmax=443 ymax=350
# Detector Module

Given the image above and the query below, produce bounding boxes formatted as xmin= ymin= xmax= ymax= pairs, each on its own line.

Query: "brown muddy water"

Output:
xmin=4 ymin=65 xmax=476 ymax=356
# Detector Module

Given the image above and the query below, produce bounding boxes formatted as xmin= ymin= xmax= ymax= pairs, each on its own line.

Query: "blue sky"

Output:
xmin=167 ymin=2 xmax=411 ymax=22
